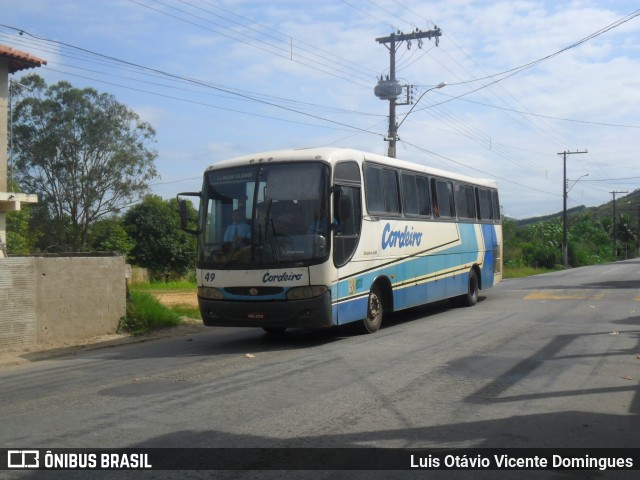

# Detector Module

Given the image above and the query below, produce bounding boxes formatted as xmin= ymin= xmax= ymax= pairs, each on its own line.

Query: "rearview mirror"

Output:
xmin=176 ymin=192 xmax=201 ymax=235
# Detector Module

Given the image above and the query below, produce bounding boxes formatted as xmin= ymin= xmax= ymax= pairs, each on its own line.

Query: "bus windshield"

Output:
xmin=199 ymin=161 xmax=330 ymax=268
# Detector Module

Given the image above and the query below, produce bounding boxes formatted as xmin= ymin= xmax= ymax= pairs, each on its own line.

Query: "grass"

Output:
xmin=503 ymin=265 xmax=558 ymax=279
xmin=119 ymin=290 xmax=183 ymax=336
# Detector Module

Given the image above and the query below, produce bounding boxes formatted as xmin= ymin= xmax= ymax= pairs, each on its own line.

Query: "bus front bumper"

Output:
xmin=198 ymin=291 xmax=334 ymax=329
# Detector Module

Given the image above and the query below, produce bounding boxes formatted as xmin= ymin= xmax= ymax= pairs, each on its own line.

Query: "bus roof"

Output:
xmin=204 ymin=147 xmax=498 ymax=189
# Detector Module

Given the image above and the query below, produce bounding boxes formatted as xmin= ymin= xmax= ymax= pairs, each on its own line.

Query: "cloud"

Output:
xmin=2 ymin=0 xmax=640 ymax=219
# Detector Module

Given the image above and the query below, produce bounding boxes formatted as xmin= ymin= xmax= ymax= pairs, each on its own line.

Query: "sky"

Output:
xmin=1 ymin=0 xmax=639 ymax=219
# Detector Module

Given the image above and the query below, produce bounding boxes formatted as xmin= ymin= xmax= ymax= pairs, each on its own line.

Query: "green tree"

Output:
xmin=567 ymin=213 xmax=611 ymax=266
xmin=124 ymin=196 xmax=197 ymax=279
xmin=521 ymin=219 xmax=562 ymax=268
xmin=87 ymin=217 xmax=135 ymax=256
xmin=11 ymin=74 xmax=158 ymax=252
xmin=5 ymin=181 xmax=40 ymax=255
xmin=6 ymin=206 xmax=37 ymax=255
xmin=615 ymin=213 xmax=636 ymax=258
xmin=502 ymin=217 xmax=524 ymax=268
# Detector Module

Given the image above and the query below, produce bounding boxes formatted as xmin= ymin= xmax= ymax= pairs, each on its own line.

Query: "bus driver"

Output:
xmin=223 ymin=209 xmax=251 ymax=248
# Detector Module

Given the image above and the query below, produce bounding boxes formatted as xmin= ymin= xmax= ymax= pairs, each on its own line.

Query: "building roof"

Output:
xmin=0 ymin=44 xmax=47 ymax=73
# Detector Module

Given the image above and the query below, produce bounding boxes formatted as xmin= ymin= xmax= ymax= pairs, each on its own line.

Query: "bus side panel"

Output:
xmin=394 ymin=256 xmax=429 ymax=309
xmin=332 ymin=221 xmax=499 ymax=326
xmin=445 ymin=251 xmax=464 ymax=297
xmin=425 ymin=253 xmax=447 ymax=302
xmin=480 ymin=223 xmax=497 ymax=289
xmin=336 ymin=294 xmax=368 ymax=326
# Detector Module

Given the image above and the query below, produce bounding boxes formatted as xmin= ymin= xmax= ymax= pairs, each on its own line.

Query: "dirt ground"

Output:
xmin=149 ymin=290 xmax=198 ymax=308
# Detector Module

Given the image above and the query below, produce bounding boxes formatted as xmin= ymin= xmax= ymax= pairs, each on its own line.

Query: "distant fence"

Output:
xmin=0 ymin=254 xmax=126 ymax=350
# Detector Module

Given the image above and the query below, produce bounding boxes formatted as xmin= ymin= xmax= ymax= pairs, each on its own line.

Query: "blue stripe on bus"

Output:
xmin=335 ymin=223 xmax=498 ymax=325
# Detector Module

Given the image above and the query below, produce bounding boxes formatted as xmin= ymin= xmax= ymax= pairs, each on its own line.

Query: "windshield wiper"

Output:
xmin=266 ymin=218 xmax=282 ymax=264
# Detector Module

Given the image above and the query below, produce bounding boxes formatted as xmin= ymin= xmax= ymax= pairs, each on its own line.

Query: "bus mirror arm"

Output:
xmin=176 ymin=192 xmax=201 ymax=235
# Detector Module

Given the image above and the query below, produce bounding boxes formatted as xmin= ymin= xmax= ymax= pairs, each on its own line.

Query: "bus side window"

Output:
xmin=416 ymin=175 xmax=431 ymax=216
xmin=432 ymin=178 xmax=454 ymax=218
xmin=402 ymin=173 xmax=431 ymax=217
xmin=491 ymin=189 xmax=501 ymax=222
xmin=476 ymin=188 xmax=493 ymax=221
xmin=455 ymin=183 xmax=476 ymax=220
xmin=363 ymin=164 xmax=399 ymax=216
xmin=430 ymin=178 xmax=439 ymax=217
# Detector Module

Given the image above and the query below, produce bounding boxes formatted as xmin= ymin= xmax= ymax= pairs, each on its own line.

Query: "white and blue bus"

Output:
xmin=178 ymin=147 xmax=502 ymax=334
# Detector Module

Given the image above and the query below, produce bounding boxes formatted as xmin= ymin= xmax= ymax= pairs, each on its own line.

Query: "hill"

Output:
xmin=512 ymin=189 xmax=640 ymax=226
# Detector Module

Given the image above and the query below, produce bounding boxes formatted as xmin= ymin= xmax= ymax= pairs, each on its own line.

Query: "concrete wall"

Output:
xmin=0 ymin=257 xmax=36 ymax=349
xmin=0 ymin=255 xmax=126 ymax=350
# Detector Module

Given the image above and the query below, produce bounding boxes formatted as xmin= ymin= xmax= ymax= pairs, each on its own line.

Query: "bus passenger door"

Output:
xmin=333 ymin=185 xmax=362 ymax=324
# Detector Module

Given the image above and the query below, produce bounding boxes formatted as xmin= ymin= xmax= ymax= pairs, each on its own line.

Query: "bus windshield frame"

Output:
xmin=198 ymin=161 xmax=331 ymax=269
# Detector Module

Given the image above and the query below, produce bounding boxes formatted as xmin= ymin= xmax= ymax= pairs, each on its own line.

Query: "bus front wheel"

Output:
xmin=361 ymin=287 xmax=383 ymax=333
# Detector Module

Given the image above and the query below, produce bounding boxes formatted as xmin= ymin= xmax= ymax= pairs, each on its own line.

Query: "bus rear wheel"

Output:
xmin=460 ymin=268 xmax=479 ymax=307
xmin=361 ymin=287 xmax=383 ymax=333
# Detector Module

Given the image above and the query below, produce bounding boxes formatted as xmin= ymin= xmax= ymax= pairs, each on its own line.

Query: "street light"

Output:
xmin=384 ymin=81 xmax=446 ymax=158
xmin=567 ymin=173 xmax=589 ymax=193
xmin=396 ymin=81 xmax=447 ymax=130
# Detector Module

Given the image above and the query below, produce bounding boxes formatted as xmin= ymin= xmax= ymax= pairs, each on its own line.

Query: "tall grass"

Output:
xmin=119 ymin=290 xmax=182 ymax=335
xmin=131 ymin=280 xmax=196 ymax=291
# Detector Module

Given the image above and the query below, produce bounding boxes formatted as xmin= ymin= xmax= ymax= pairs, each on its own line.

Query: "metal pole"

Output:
xmin=376 ymin=28 xmax=442 ymax=158
xmin=562 ymin=152 xmax=568 ymax=269
xmin=557 ymin=150 xmax=588 ymax=269
xmin=610 ymin=190 xmax=628 ymax=261
xmin=388 ymin=35 xmax=397 ymax=158
xmin=613 ymin=193 xmax=617 ymax=260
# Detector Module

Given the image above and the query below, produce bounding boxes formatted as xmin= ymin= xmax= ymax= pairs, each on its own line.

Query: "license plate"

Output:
xmin=247 ymin=312 xmax=266 ymax=320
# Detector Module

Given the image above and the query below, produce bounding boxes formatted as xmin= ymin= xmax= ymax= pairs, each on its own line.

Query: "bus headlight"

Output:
xmin=198 ymin=286 xmax=224 ymax=300
xmin=286 ymin=286 xmax=328 ymax=300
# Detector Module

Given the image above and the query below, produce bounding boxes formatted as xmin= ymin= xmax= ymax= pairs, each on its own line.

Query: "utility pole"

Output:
xmin=637 ymin=206 xmax=640 ymax=257
xmin=376 ymin=27 xmax=442 ymax=158
xmin=611 ymin=190 xmax=628 ymax=261
xmin=558 ymin=150 xmax=588 ymax=269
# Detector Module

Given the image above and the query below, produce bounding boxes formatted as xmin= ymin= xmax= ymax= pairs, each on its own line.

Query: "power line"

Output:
xmin=128 ymin=0 xmax=373 ymax=88
xmin=188 ymin=0 xmax=380 ymax=80
xmin=433 ymin=92 xmax=640 ymax=129
xmin=446 ymin=8 xmax=640 ymax=87
xmin=1 ymin=25 xmax=386 ymax=136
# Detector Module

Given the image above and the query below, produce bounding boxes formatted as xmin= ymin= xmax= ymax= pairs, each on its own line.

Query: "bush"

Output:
xmin=119 ymin=290 xmax=181 ymax=335
xmin=521 ymin=241 xmax=559 ymax=269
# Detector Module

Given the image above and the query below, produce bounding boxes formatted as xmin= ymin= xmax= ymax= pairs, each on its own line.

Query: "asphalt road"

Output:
xmin=1 ymin=260 xmax=639 ymax=479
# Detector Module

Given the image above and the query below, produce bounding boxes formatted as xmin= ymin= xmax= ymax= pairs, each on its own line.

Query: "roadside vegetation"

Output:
xmin=119 ymin=290 xmax=182 ymax=336
xmin=503 ymin=208 xmax=638 ymax=271
xmin=503 ymin=266 xmax=556 ymax=279
xmin=120 ymin=281 xmax=200 ymax=335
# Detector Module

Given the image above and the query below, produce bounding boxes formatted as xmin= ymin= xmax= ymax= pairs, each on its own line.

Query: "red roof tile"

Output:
xmin=0 ymin=44 xmax=47 ymax=73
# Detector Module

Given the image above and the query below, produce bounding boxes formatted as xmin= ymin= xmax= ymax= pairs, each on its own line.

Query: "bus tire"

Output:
xmin=461 ymin=268 xmax=479 ymax=307
xmin=361 ymin=287 xmax=383 ymax=333
xmin=263 ymin=327 xmax=287 ymax=334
